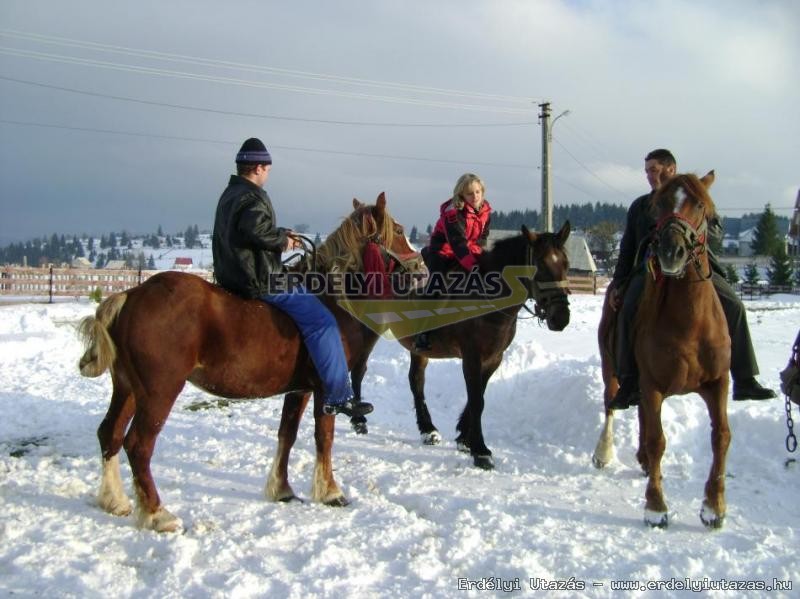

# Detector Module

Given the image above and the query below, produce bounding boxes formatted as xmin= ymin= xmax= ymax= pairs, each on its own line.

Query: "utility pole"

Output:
xmin=539 ymin=102 xmax=570 ymax=233
xmin=538 ymin=102 xmax=552 ymax=232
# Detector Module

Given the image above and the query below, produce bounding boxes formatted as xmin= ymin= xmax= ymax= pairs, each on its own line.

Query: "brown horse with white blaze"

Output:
xmin=78 ymin=194 xmax=424 ymax=532
xmin=595 ymin=172 xmax=731 ymax=529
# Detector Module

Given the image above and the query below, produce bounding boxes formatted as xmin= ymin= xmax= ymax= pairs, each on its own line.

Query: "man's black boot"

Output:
xmin=609 ymin=376 xmax=640 ymax=410
xmin=323 ymin=399 xmax=374 ymax=417
xmin=732 ymin=377 xmax=777 ymax=401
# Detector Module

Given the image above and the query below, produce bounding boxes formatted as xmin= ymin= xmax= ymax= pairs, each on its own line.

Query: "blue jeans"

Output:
xmin=260 ymin=287 xmax=352 ymax=405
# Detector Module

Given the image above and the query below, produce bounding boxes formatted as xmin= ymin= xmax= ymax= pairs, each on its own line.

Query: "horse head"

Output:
xmin=652 ymin=171 xmax=716 ymax=278
xmin=522 ymin=220 xmax=572 ymax=331
xmin=317 ymin=192 xmax=426 ymax=289
xmin=351 ymin=193 xmax=428 ymax=286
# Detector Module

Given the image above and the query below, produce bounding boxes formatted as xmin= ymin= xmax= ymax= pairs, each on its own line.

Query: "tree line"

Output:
xmin=0 ymin=225 xmax=204 ymax=268
xmin=1 ymin=204 xmax=795 ymax=288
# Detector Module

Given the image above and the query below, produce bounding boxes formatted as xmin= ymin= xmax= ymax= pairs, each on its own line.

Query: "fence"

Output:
xmin=0 ymin=266 xmax=213 ymax=301
xmin=0 ymin=266 xmax=608 ymax=302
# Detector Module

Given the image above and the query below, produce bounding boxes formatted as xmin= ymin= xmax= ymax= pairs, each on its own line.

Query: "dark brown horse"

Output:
xmin=78 ymin=194 xmax=424 ymax=532
xmin=593 ymin=172 xmax=731 ymax=529
xmin=350 ymin=222 xmax=572 ymax=469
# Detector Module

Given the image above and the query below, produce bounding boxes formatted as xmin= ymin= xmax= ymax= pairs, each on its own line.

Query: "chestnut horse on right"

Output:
xmin=593 ymin=171 xmax=731 ymax=529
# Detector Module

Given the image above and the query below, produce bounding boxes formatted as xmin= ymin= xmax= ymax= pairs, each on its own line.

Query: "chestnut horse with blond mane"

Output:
xmin=78 ymin=193 xmax=424 ymax=532
xmin=593 ymin=172 xmax=731 ymax=529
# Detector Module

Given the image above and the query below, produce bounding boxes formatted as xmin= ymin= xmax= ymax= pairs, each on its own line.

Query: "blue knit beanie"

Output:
xmin=236 ymin=138 xmax=272 ymax=164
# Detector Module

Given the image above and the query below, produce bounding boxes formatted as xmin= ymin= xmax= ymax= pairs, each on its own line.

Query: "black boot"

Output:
xmin=732 ymin=377 xmax=777 ymax=401
xmin=609 ymin=376 xmax=640 ymax=410
xmin=322 ymin=398 xmax=374 ymax=417
xmin=413 ymin=331 xmax=432 ymax=352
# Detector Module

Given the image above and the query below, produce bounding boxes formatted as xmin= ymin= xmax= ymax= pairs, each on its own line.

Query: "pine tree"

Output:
xmin=409 ymin=226 xmax=418 ymax=243
xmin=743 ymin=261 xmax=760 ymax=286
xmin=767 ymin=246 xmax=793 ymax=287
xmin=147 ymin=255 xmax=156 ymax=269
xmin=723 ymin=263 xmax=739 ymax=285
xmin=751 ymin=204 xmax=781 ymax=256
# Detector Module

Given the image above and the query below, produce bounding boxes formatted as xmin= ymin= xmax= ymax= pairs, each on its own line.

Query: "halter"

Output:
xmin=523 ymin=241 xmax=571 ymax=321
xmin=652 ymin=208 xmax=711 ymax=280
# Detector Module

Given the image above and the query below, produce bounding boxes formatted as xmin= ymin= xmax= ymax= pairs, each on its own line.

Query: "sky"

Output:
xmin=1 ymin=293 xmax=798 ymax=596
xmin=1 ymin=0 xmax=798 ymax=244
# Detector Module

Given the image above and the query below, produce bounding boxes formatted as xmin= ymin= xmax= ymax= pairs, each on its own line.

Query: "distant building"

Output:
xmin=104 ymin=260 xmax=127 ymax=270
xmin=173 ymin=257 xmax=194 ymax=269
xmin=789 ymin=189 xmax=800 ymax=256
xmin=488 ymin=229 xmax=596 ymax=273
xmin=70 ymin=257 xmax=92 ymax=269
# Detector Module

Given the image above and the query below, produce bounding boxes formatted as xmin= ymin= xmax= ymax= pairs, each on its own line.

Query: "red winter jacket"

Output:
xmin=427 ymin=198 xmax=492 ymax=270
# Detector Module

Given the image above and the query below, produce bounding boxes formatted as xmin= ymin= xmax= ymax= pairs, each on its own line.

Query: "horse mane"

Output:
xmin=317 ymin=204 xmax=396 ymax=272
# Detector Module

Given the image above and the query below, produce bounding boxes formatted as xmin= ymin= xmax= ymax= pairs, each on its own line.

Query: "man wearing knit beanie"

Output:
xmin=212 ymin=137 xmax=373 ymax=418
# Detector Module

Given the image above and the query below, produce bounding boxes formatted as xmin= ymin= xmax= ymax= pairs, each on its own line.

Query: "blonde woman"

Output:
xmin=414 ymin=173 xmax=492 ymax=350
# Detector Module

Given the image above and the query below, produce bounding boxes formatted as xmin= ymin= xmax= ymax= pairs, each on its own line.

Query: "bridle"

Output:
xmin=652 ymin=206 xmax=711 ymax=280
xmin=523 ymin=241 xmax=571 ymax=321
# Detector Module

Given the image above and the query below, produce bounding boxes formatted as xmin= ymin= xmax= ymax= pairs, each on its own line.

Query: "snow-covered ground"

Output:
xmin=1 ymin=293 xmax=799 ymax=598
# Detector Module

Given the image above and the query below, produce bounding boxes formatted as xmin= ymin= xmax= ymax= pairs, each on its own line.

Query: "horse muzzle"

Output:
xmin=541 ymin=296 xmax=570 ymax=331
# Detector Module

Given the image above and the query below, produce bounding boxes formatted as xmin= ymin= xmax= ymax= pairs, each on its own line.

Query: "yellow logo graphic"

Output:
xmin=338 ymin=265 xmax=536 ymax=339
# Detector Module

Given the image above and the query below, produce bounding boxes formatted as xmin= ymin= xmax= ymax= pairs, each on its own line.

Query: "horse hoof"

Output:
xmin=421 ymin=431 xmax=441 ymax=445
xmin=700 ymin=503 xmax=725 ymax=529
xmin=591 ymin=454 xmax=608 ymax=469
xmin=139 ymin=507 xmax=181 ymax=533
xmin=98 ymin=494 xmax=132 ymax=517
xmin=644 ymin=509 xmax=668 ymax=529
xmin=473 ymin=455 xmax=495 ymax=470
xmin=351 ymin=421 xmax=368 ymax=435
xmin=279 ymin=495 xmax=304 ymax=504
xmin=456 ymin=439 xmax=470 ymax=453
xmin=324 ymin=496 xmax=351 ymax=508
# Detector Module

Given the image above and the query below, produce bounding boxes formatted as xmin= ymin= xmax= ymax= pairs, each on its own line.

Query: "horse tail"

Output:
xmin=78 ymin=292 xmax=128 ymax=377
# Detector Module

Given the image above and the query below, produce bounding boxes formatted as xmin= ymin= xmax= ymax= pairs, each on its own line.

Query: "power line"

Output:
xmin=0 ymin=75 xmax=537 ymax=128
xmin=0 ymin=28 xmax=539 ymax=105
xmin=0 ymin=118 xmax=535 ymax=170
xmin=553 ymin=138 xmax=630 ymax=200
xmin=0 ymin=45 xmax=537 ymax=115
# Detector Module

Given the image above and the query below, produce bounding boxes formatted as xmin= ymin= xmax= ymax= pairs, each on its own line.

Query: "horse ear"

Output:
xmin=376 ymin=191 xmax=386 ymax=212
xmin=353 ymin=198 xmax=364 ymax=209
xmin=557 ymin=220 xmax=571 ymax=246
xmin=700 ymin=170 xmax=715 ymax=189
xmin=521 ymin=224 xmax=537 ymax=243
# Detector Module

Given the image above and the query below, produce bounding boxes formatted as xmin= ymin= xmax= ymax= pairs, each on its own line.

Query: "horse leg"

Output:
xmin=124 ymin=382 xmax=183 ymax=533
xmin=698 ymin=380 xmax=731 ymax=529
xmin=635 ymin=405 xmax=649 ymax=475
xmin=97 ymin=379 xmax=135 ymax=516
xmin=349 ymin=352 xmax=369 ymax=435
xmin=266 ymin=391 xmax=310 ymax=502
xmin=409 ymin=351 xmax=440 ymax=445
xmin=641 ymin=389 xmax=668 ymax=528
xmin=464 ymin=352 xmax=494 ymax=470
xmin=592 ymin=409 xmax=615 ymax=469
xmin=593 ymin=293 xmax=619 ymax=468
xmin=311 ymin=393 xmax=348 ymax=506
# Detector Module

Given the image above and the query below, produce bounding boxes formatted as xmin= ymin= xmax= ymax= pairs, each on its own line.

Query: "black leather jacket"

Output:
xmin=212 ymin=175 xmax=288 ymax=298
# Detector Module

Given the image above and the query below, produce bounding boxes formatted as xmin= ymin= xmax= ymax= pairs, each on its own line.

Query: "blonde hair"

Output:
xmin=451 ymin=173 xmax=485 ymax=209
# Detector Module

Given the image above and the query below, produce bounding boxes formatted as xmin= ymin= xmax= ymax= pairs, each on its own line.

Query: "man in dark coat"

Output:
xmin=609 ymin=148 xmax=776 ymax=409
xmin=212 ymin=137 xmax=372 ymax=417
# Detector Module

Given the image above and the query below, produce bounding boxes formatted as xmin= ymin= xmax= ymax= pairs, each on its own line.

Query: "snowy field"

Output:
xmin=1 ymin=293 xmax=799 ymax=598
